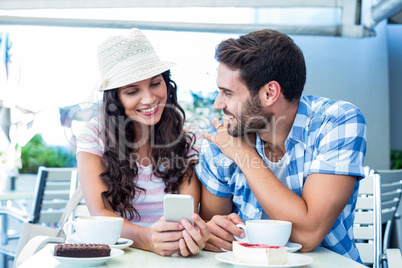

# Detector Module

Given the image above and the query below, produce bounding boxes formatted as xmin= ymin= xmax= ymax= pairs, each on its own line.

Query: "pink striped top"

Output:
xmin=76 ymin=117 xmax=202 ymax=228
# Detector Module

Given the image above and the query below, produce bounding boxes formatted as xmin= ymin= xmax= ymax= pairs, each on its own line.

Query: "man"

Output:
xmin=195 ymin=29 xmax=367 ymax=262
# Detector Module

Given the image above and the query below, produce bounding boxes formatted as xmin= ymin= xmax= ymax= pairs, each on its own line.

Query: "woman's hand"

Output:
xmin=178 ymin=214 xmax=209 ymax=257
xmin=148 ymin=217 xmax=184 ymax=256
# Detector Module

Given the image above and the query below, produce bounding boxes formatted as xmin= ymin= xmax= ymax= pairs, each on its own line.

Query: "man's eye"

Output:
xmin=223 ymin=91 xmax=231 ymax=96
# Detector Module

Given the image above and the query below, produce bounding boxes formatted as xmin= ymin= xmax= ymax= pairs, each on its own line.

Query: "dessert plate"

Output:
xmin=285 ymin=242 xmax=302 ymax=253
xmin=215 ymin=252 xmax=313 ymax=267
xmin=52 ymin=248 xmax=124 ymax=266
xmin=110 ymin=238 xmax=134 ymax=250
xmin=221 ymin=242 xmax=302 ymax=253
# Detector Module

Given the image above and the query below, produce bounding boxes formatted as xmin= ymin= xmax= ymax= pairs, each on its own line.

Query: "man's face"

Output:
xmin=214 ymin=63 xmax=273 ymax=137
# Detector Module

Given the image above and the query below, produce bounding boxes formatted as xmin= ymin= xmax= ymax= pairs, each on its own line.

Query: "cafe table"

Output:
xmin=1 ymin=174 xmax=36 ymax=243
xmin=19 ymin=244 xmax=368 ymax=268
xmin=0 ymin=173 xmax=36 ymax=201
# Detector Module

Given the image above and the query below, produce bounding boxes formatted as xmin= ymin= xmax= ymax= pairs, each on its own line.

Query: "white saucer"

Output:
xmin=110 ymin=238 xmax=133 ymax=250
xmin=52 ymin=247 xmax=124 ymax=266
xmin=285 ymin=242 xmax=302 ymax=253
xmin=215 ymin=252 xmax=313 ymax=267
xmin=222 ymin=242 xmax=302 ymax=253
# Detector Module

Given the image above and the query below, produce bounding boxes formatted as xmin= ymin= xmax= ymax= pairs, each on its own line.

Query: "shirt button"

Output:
xmin=255 ymin=208 xmax=260 ymax=213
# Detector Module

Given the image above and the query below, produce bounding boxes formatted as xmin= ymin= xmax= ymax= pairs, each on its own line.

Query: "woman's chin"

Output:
xmin=139 ymin=117 xmax=162 ymax=126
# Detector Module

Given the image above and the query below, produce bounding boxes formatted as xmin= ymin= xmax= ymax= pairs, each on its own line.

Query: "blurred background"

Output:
xmin=0 ymin=0 xmax=401 ymax=176
xmin=0 ymin=1 xmax=402 ymax=267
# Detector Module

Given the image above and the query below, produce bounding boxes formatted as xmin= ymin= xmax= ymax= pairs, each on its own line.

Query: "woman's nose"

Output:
xmin=141 ymin=89 xmax=156 ymax=104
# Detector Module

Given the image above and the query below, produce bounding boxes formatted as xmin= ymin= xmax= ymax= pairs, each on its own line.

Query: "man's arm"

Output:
xmin=199 ymin=184 xmax=245 ymax=251
xmin=194 ymin=127 xmax=247 ymax=251
xmin=200 ymin=184 xmax=232 ymax=220
xmin=203 ymin=111 xmax=363 ymax=252
xmin=236 ymin=149 xmax=356 ymax=251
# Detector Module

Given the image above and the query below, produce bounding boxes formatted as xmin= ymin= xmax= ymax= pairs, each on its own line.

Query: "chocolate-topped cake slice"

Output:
xmin=54 ymin=244 xmax=111 ymax=258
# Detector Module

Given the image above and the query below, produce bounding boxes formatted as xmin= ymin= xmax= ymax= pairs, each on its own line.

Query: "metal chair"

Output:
xmin=12 ymin=171 xmax=87 ymax=267
xmin=354 ymin=174 xmax=402 ymax=268
xmin=376 ymin=169 xmax=402 ymax=253
xmin=0 ymin=166 xmax=77 ymax=268
xmin=13 ymin=185 xmax=83 ymax=267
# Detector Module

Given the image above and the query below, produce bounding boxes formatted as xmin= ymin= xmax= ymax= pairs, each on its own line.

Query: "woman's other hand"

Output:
xmin=179 ymin=214 xmax=209 ymax=257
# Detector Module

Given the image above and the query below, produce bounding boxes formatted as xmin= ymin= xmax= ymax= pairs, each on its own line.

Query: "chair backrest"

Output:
xmin=363 ymin=165 xmax=375 ymax=177
xmin=68 ymin=170 xmax=89 ymax=220
xmin=377 ymin=170 xmax=402 ymax=223
xmin=354 ymin=174 xmax=382 ymax=268
xmin=30 ymin=166 xmax=77 ymax=225
xmin=376 ymin=169 xmax=402 ymax=251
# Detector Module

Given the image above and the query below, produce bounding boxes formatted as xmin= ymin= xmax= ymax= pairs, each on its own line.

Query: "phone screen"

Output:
xmin=163 ymin=194 xmax=194 ymax=224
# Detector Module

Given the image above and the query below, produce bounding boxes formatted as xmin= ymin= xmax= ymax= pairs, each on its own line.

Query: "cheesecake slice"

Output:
xmin=232 ymin=241 xmax=287 ymax=265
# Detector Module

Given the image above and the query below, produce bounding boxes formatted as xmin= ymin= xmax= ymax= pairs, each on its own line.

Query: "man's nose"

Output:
xmin=213 ymin=93 xmax=226 ymax=110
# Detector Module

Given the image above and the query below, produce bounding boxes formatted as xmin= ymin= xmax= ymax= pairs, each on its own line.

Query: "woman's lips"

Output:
xmin=138 ymin=104 xmax=159 ymax=115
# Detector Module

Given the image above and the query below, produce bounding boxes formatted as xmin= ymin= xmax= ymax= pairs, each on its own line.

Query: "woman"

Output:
xmin=75 ymin=28 xmax=208 ymax=256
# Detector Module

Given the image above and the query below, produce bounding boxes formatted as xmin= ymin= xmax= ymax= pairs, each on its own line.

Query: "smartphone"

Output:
xmin=163 ymin=194 xmax=194 ymax=224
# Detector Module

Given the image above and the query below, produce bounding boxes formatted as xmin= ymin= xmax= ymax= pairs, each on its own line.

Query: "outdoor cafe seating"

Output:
xmin=2 ymin=165 xmax=402 ymax=267
xmin=355 ymin=169 xmax=402 ymax=268
xmin=0 ymin=166 xmax=77 ymax=268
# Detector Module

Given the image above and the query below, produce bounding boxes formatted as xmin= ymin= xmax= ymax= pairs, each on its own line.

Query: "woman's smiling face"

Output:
xmin=117 ymin=74 xmax=167 ymax=126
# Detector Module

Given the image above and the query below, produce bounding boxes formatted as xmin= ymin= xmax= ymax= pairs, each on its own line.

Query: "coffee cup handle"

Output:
xmin=62 ymin=221 xmax=81 ymax=243
xmin=233 ymin=223 xmax=248 ymax=243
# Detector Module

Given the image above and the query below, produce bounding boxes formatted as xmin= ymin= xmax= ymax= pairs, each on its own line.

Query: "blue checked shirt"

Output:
xmin=195 ymin=95 xmax=367 ymax=262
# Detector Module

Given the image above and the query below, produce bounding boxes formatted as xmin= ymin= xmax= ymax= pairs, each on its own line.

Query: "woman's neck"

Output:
xmin=133 ymin=122 xmax=153 ymax=166
xmin=133 ymin=121 xmax=152 ymax=143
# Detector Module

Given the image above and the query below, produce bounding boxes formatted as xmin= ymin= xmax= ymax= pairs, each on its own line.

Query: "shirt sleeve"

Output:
xmin=195 ymin=127 xmax=234 ymax=198
xmin=75 ymin=117 xmax=104 ymax=157
xmin=308 ymin=103 xmax=367 ymax=180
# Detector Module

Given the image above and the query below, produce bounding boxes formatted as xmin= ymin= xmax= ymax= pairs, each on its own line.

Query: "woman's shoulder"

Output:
xmin=79 ymin=117 xmax=103 ymax=135
xmin=184 ymin=121 xmax=204 ymax=139
xmin=183 ymin=121 xmax=204 ymax=152
xmin=183 ymin=121 xmax=204 ymax=134
xmin=75 ymin=117 xmax=104 ymax=145
xmin=75 ymin=117 xmax=105 ymax=157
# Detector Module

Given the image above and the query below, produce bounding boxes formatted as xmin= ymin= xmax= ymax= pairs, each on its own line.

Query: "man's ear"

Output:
xmin=259 ymin=81 xmax=281 ymax=107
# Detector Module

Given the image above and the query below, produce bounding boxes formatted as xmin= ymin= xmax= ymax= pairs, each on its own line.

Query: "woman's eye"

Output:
xmin=127 ymin=90 xmax=138 ymax=95
xmin=151 ymin=82 xmax=161 ymax=87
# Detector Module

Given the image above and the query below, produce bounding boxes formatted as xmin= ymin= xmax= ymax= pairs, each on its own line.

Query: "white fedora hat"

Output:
xmin=96 ymin=28 xmax=176 ymax=91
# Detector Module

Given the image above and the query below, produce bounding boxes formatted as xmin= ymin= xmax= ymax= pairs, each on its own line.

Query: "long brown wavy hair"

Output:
xmin=99 ymin=70 xmax=197 ymax=221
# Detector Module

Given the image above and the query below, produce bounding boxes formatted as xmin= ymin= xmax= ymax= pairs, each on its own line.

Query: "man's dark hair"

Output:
xmin=215 ymin=29 xmax=306 ymax=102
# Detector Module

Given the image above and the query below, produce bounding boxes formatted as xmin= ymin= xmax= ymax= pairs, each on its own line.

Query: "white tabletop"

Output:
xmin=19 ymin=244 xmax=368 ymax=268
xmin=0 ymin=174 xmax=36 ymax=201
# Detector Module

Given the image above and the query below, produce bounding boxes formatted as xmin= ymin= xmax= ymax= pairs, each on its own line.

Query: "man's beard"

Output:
xmin=228 ymin=94 xmax=274 ymax=137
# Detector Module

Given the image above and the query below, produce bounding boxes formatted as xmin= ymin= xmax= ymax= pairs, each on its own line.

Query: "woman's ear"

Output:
xmin=259 ymin=81 xmax=281 ymax=107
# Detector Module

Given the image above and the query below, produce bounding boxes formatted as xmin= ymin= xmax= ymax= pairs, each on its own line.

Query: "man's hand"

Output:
xmin=203 ymin=116 xmax=252 ymax=161
xmin=204 ymin=213 xmax=245 ymax=252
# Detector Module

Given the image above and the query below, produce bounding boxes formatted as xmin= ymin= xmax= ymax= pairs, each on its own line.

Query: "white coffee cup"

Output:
xmin=234 ymin=220 xmax=292 ymax=246
xmin=63 ymin=216 xmax=124 ymax=245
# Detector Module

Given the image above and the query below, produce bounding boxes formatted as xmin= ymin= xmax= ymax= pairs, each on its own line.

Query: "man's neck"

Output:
xmin=258 ymin=99 xmax=299 ymax=153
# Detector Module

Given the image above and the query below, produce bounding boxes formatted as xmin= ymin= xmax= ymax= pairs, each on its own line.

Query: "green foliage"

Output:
xmin=20 ymin=134 xmax=76 ymax=174
xmin=190 ymin=90 xmax=223 ymax=118
xmin=391 ymin=150 xmax=402 ymax=170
